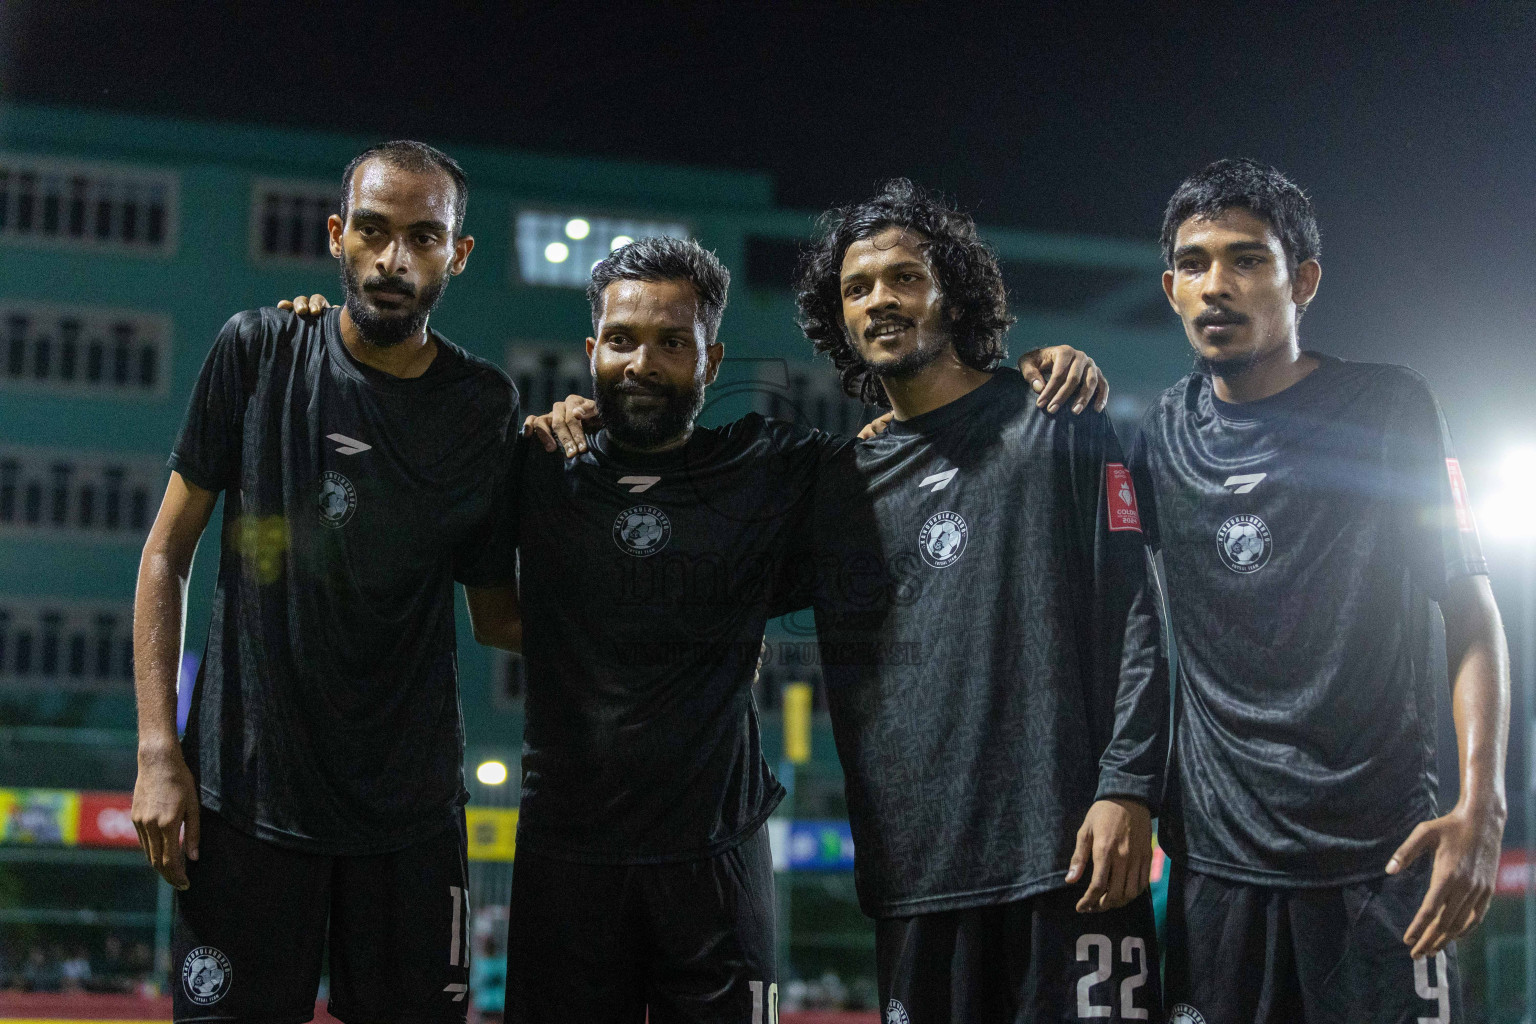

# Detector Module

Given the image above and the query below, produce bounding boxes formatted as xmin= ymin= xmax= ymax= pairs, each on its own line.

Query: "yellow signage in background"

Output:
xmin=465 ymin=807 xmax=518 ymax=862
xmin=783 ymin=682 xmax=813 ymax=764
xmin=0 ymin=788 xmax=81 ymax=846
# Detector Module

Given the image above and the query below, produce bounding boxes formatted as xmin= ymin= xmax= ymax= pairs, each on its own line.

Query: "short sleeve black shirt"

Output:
xmin=170 ymin=308 xmax=519 ymax=855
xmin=512 ymin=414 xmax=835 ymax=863
xmin=805 ymin=369 xmax=1167 ymax=917
xmin=1130 ymin=355 xmax=1487 ymax=886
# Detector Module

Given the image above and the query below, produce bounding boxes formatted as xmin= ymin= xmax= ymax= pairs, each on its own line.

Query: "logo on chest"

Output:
xmin=318 ymin=471 xmax=357 ymax=529
xmin=613 ymin=505 xmax=672 ymax=557
xmin=918 ymin=510 xmax=968 ymax=568
xmin=1216 ymin=513 xmax=1271 ymax=573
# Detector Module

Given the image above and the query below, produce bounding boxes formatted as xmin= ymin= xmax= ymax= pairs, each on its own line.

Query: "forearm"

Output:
xmin=1446 ymin=590 xmax=1510 ymax=818
xmin=133 ymin=547 xmax=190 ymax=758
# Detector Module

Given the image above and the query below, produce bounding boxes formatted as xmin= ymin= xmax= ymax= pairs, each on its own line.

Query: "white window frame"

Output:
xmin=0 ymin=152 xmax=179 ymax=257
xmin=0 ymin=302 xmax=172 ymax=400
xmin=248 ymin=176 xmax=338 ymax=266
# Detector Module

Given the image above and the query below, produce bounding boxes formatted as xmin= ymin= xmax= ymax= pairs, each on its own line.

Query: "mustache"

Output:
xmin=614 ymin=379 xmax=671 ymax=396
xmin=363 ymin=275 xmax=415 ymax=297
xmin=1194 ymin=306 xmax=1249 ymax=328
xmin=864 ymin=314 xmax=915 ymax=339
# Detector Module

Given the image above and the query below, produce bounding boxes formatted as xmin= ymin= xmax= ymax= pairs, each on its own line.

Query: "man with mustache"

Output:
xmin=132 ymin=141 xmax=521 ymax=1021
xmin=786 ymin=179 xmax=1167 ymax=1023
xmin=509 ymin=231 xmax=1109 ymax=1020
xmin=1132 ymin=159 xmax=1509 ymax=1022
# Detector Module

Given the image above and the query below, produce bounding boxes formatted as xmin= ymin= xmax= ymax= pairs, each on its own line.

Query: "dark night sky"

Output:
xmin=2 ymin=1 xmax=1533 ymax=452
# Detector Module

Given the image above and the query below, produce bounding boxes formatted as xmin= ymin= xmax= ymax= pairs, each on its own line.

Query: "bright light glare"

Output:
xmin=610 ymin=234 xmax=633 ymax=250
xmin=564 ymin=217 xmax=591 ymax=240
xmin=544 ymin=241 xmax=570 ymax=263
xmin=476 ymin=760 xmax=508 ymax=785
xmin=1479 ymin=446 xmax=1536 ymax=541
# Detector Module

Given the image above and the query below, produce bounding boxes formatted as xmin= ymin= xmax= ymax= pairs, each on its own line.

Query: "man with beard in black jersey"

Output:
xmin=786 ymin=180 xmax=1168 ymax=1024
xmin=514 ymin=233 xmax=1110 ymax=1022
xmin=134 ymin=141 xmax=521 ymax=1022
xmin=1131 ymin=159 xmax=1509 ymax=1023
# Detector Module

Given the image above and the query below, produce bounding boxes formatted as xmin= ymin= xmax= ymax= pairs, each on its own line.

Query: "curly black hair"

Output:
xmin=795 ymin=179 xmax=1014 ymax=407
xmin=1161 ymin=158 xmax=1321 ymax=272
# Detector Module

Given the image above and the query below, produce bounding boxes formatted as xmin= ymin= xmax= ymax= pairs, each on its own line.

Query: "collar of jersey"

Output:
xmin=1207 ymin=351 xmax=1338 ymax=422
xmin=590 ymin=427 xmax=709 ymax=471
xmin=884 ymin=367 xmax=1013 ymax=438
xmin=323 ymin=306 xmax=451 ymax=389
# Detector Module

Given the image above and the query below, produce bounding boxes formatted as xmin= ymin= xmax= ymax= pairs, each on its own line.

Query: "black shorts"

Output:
xmin=505 ymin=825 xmax=776 ymax=1024
xmin=876 ymin=886 xmax=1161 ymax=1023
xmin=1164 ymin=859 xmax=1462 ymax=1024
xmin=172 ymin=806 xmax=470 ymax=1023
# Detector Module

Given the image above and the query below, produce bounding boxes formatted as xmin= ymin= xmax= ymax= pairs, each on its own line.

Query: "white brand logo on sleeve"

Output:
xmin=182 ymin=946 xmax=232 ymax=1005
xmin=618 ymin=475 xmax=661 ymax=493
xmin=326 ymin=433 xmax=372 ymax=455
xmin=885 ymin=999 xmax=911 ymax=1024
xmin=1223 ymin=473 xmax=1267 ymax=494
xmin=918 ymin=468 xmax=958 ymax=492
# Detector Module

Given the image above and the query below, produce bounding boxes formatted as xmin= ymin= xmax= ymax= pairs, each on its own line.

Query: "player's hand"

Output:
xmin=1067 ymin=798 xmax=1152 ymax=912
xmin=1018 ymin=345 xmax=1109 ymax=415
xmin=276 ymin=294 xmax=333 ymax=317
xmin=522 ymin=394 xmax=600 ymax=457
xmin=1388 ymin=798 xmax=1504 ymax=958
xmin=131 ymin=745 xmax=201 ymax=890
xmin=858 ymin=412 xmax=895 ymax=440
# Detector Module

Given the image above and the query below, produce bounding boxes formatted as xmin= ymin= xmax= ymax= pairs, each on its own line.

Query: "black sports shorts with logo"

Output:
xmin=171 ymin=807 xmax=471 ymax=1023
xmin=505 ymin=825 xmax=776 ymax=1024
xmin=1164 ymin=859 xmax=1462 ymax=1024
xmin=876 ymin=886 xmax=1161 ymax=1023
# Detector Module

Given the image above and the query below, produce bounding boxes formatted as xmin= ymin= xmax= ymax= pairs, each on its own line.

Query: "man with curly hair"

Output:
xmin=791 ymin=180 xmax=1167 ymax=1022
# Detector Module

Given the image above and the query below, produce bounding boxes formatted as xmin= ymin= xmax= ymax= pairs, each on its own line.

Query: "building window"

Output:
xmin=513 ymin=211 xmax=688 ymax=288
xmin=0 ymin=598 xmax=136 ymax=690
xmin=250 ymin=178 xmax=335 ymax=263
xmin=0 ymin=446 xmax=165 ymax=543
xmin=506 ymin=346 xmax=590 ymax=415
xmin=0 ymin=154 xmax=178 ymax=255
xmin=0 ymin=303 xmax=171 ymax=398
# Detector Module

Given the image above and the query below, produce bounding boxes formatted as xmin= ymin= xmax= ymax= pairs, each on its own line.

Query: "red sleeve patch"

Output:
xmin=1106 ymin=463 xmax=1142 ymax=533
xmin=1446 ymin=458 xmax=1477 ymax=533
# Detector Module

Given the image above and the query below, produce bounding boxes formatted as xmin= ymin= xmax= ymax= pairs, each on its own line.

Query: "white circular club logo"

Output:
xmin=885 ymin=998 xmax=911 ymax=1024
xmin=918 ymin=510 xmax=968 ymax=568
xmin=317 ymin=470 xmax=357 ymax=529
xmin=1169 ymin=1005 xmax=1208 ymax=1024
xmin=182 ymin=945 xmax=232 ymax=1005
xmin=1217 ymin=513 xmax=1272 ymax=574
xmin=613 ymin=505 xmax=671 ymax=557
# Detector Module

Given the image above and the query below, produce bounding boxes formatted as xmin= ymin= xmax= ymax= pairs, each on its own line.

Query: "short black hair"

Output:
xmin=587 ymin=236 xmax=730 ymax=344
xmin=795 ymin=179 xmax=1014 ymax=408
xmin=1160 ymin=158 xmax=1320 ymax=272
xmin=340 ymin=140 xmax=469 ymax=235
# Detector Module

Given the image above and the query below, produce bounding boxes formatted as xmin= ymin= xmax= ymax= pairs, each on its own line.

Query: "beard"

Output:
xmin=853 ymin=314 xmax=949 ymax=384
xmin=593 ymin=371 xmax=706 ymax=450
xmin=340 ymin=258 xmax=449 ymax=348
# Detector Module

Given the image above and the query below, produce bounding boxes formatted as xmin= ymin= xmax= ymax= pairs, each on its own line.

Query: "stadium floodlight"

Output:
xmin=1479 ymin=446 xmax=1536 ymax=541
xmin=564 ymin=217 xmax=591 ymax=240
xmin=476 ymin=760 xmax=508 ymax=785
xmin=544 ymin=241 xmax=570 ymax=264
xmin=610 ymin=234 xmax=634 ymax=250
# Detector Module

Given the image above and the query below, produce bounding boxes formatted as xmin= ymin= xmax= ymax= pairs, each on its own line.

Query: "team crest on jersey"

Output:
xmin=1217 ymin=513 xmax=1271 ymax=573
xmin=1168 ymin=1006 xmax=1207 ymax=1024
xmin=884 ymin=998 xmax=911 ymax=1024
xmin=613 ymin=505 xmax=671 ymax=557
xmin=918 ymin=510 xmax=968 ymax=568
xmin=182 ymin=946 xmax=232 ymax=1005
xmin=317 ymin=470 xmax=356 ymax=529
